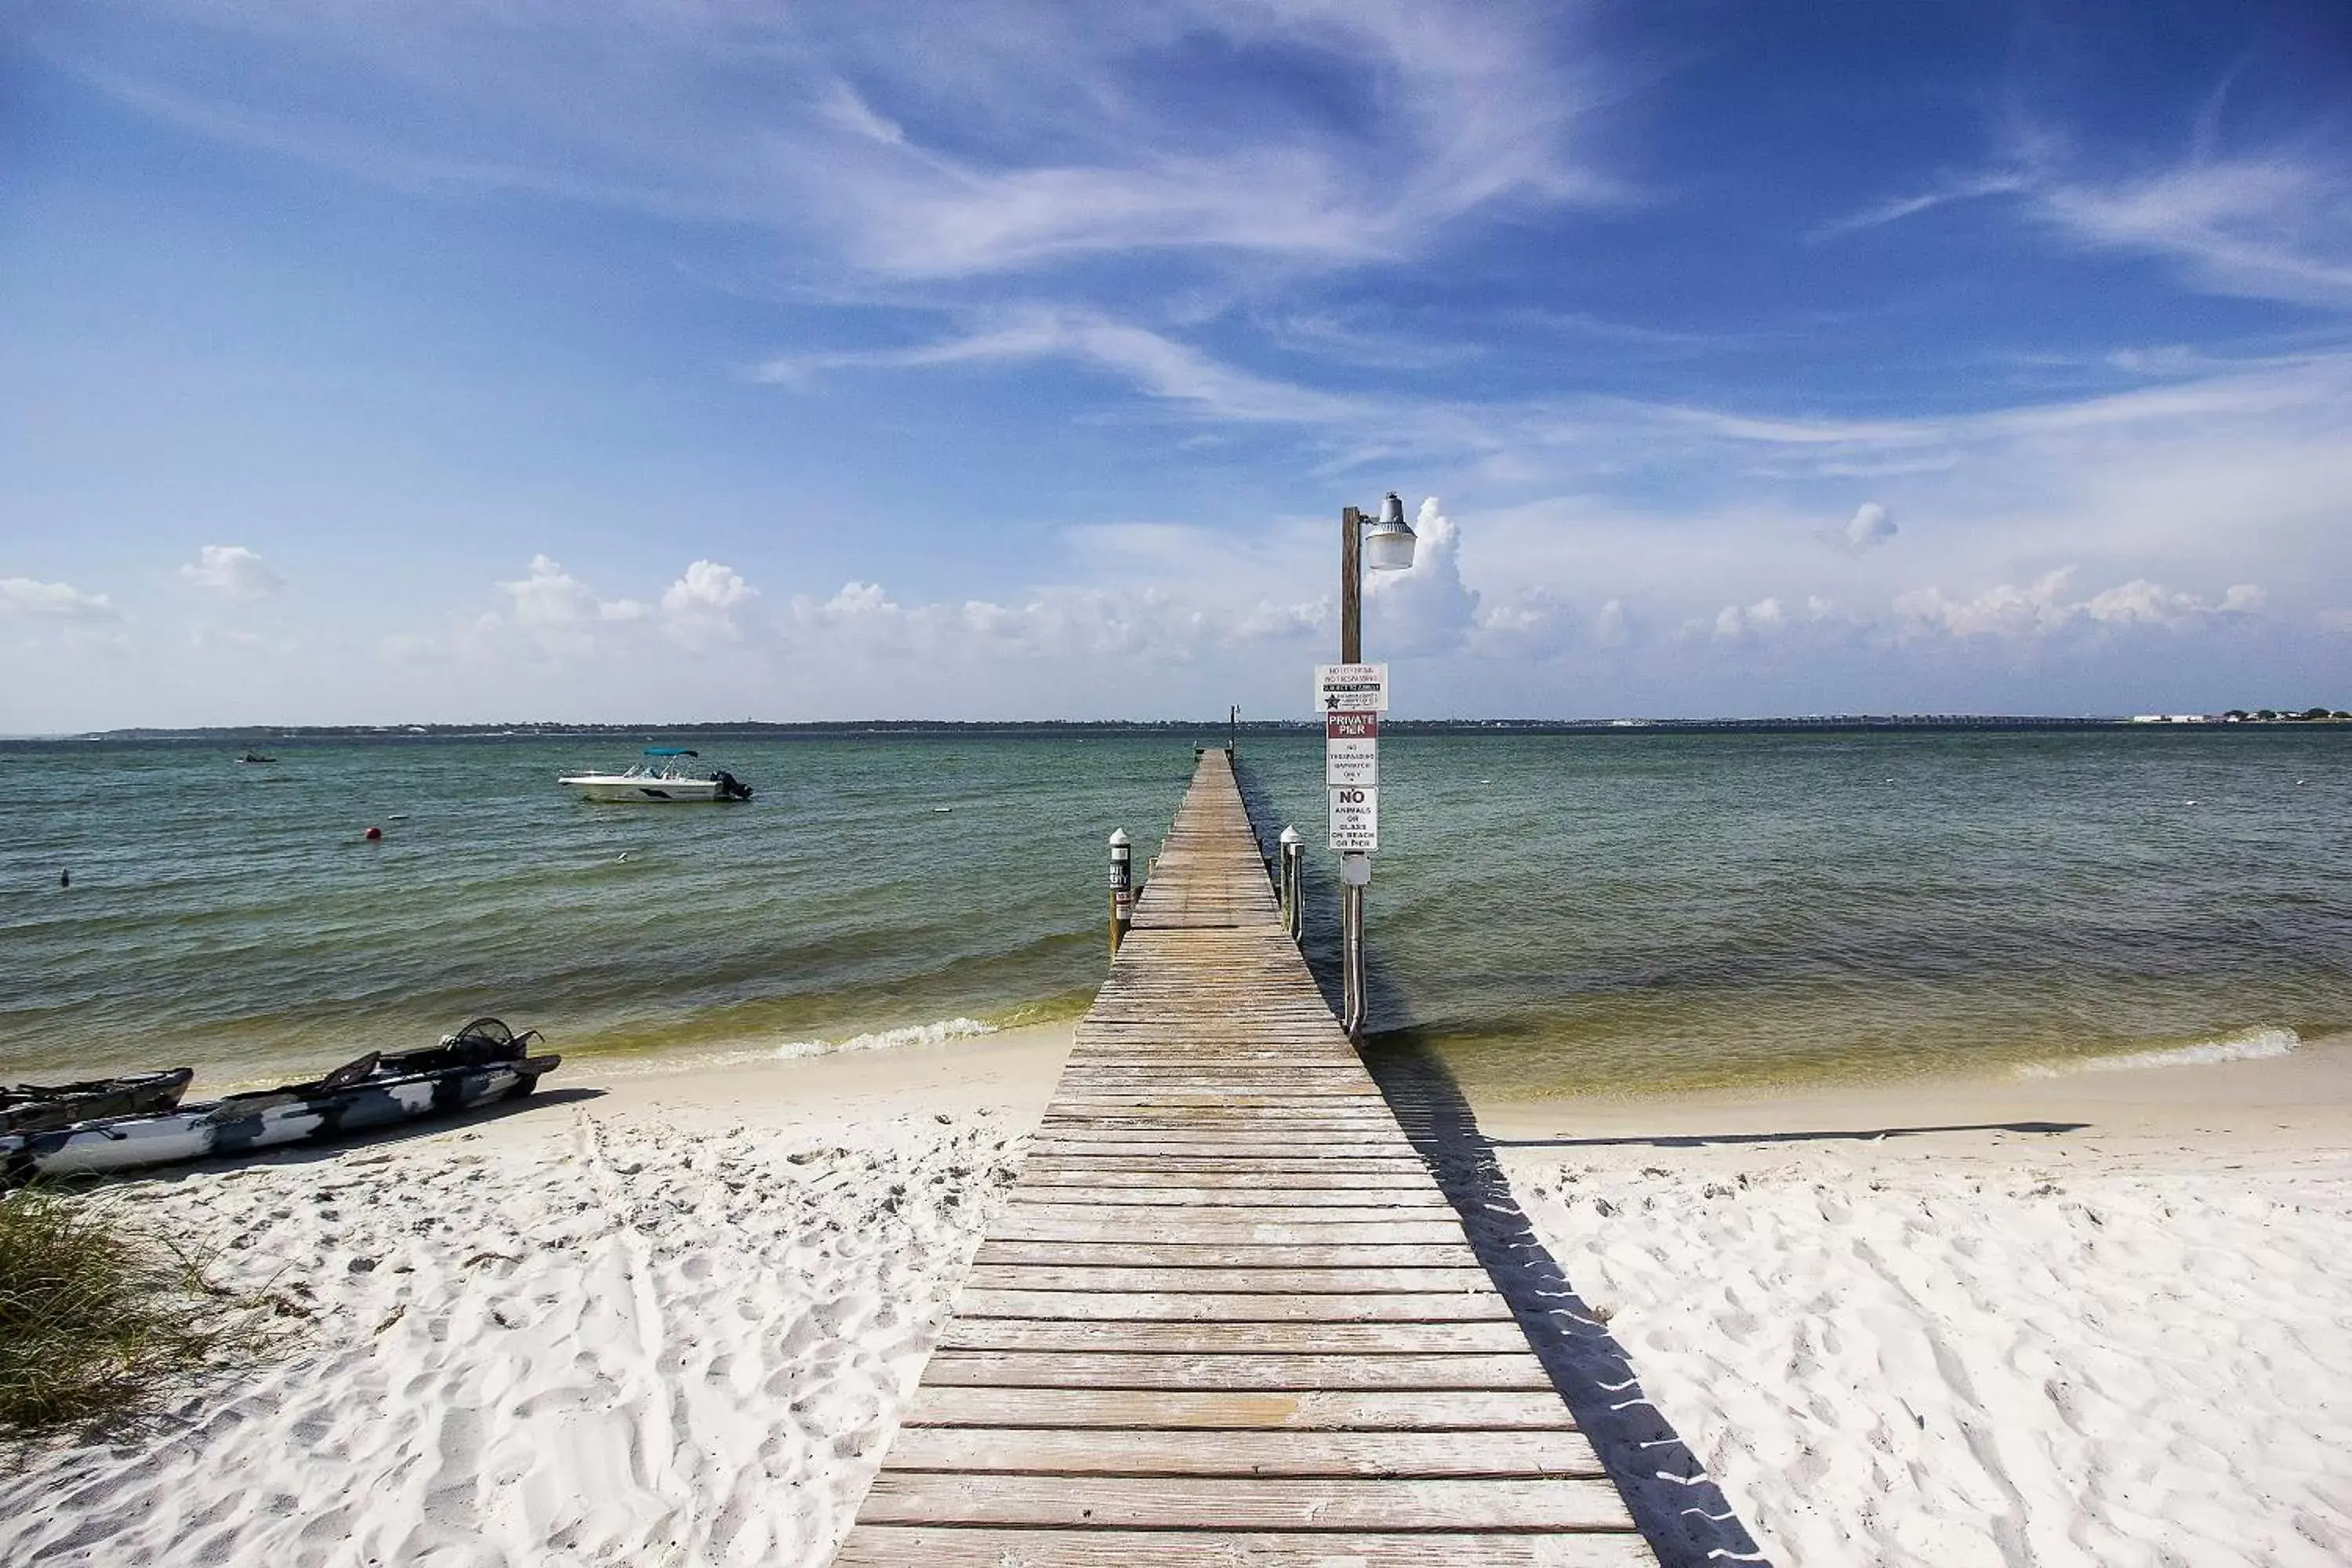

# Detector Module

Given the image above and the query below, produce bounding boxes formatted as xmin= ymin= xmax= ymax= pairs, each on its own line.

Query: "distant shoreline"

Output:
xmin=11 ymin=713 xmax=2351 ymax=744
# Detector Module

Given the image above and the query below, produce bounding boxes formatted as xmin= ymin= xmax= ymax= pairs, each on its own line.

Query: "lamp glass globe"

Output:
xmin=1363 ymin=526 xmax=1417 ymax=572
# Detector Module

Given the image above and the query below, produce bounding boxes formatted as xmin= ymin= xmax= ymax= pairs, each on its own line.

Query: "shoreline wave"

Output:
xmin=2013 ymin=1026 xmax=2300 ymax=1080
xmin=584 ymin=1016 xmax=1007 ymax=1080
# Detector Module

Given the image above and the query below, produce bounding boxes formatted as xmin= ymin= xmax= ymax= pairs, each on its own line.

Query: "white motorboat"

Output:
xmin=559 ymin=747 xmax=753 ymax=803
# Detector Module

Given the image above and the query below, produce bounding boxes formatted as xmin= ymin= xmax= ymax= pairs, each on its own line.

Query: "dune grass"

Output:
xmin=0 ymin=1184 xmax=289 ymax=1448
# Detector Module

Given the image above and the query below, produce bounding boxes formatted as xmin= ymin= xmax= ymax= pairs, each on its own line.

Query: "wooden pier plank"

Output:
xmin=920 ymin=1349 xmax=1557 ymax=1391
xmin=856 ymin=1474 xmax=1637 ymax=1530
xmin=834 ymin=1530 xmax=1657 ymax=1567
xmin=1002 ymin=1182 xmax=1451 ymax=1207
xmin=974 ymin=1239 xmax=1489 ymax=1268
xmin=933 ymin=1318 xmax=1537 ymax=1354
xmin=954 ymin=1289 xmax=1513 ymax=1322
xmin=830 ymin=749 xmax=1653 ymax=1564
xmin=879 ymin=1426 xmax=1607 ymax=1477
xmin=902 ymin=1386 xmax=1584 ymax=1431
xmin=957 ymin=1264 xmax=1499 ymax=1294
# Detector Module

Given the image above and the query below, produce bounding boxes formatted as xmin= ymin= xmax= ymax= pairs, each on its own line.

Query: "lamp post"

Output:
xmin=1337 ymin=492 xmax=1417 ymax=1040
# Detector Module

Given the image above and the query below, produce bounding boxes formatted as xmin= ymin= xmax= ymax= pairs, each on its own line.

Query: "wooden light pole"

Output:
xmin=1340 ymin=506 xmax=1364 ymax=662
xmin=1338 ymin=505 xmax=1367 ymax=1036
xmin=1330 ymin=493 xmax=1417 ymax=1040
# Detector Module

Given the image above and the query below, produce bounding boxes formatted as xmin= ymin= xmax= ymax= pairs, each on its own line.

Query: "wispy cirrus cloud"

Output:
xmin=42 ymin=1 xmax=1613 ymax=284
xmin=1808 ymin=171 xmax=2032 ymax=239
xmin=757 ymin=309 xmax=1368 ymax=423
xmin=2038 ymin=154 xmax=2352 ymax=310
xmin=1821 ymin=121 xmax=2352 ymax=311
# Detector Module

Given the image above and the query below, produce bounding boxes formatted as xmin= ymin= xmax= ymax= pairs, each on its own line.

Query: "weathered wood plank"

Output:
xmin=1014 ymin=1171 xmax=1445 ymax=1196
xmin=880 ymin=1427 xmax=1606 ymax=1478
xmin=1033 ymin=1114 xmax=1399 ymax=1127
xmin=856 ymin=1475 xmax=1636 ymax=1531
xmin=1027 ymin=1141 xmax=1420 ymax=1160
xmin=901 ymin=1385 xmax=1582 ymax=1431
xmin=1021 ymin=1156 xmax=1431 ymax=1178
xmin=974 ymin=1240 xmax=1486 ymax=1269
xmin=959 ymin=1264 xmax=1498 ymax=1294
xmin=1000 ymin=1196 xmax=1444 ymax=1218
xmin=935 ymin=1319 xmax=1533 ymax=1354
xmin=989 ymin=1213 xmax=1468 ymax=1245
xmin=920 ymin=1350 xmax=1555 ymax=1391
xmin=1002 ymin=1186 xmax=1450 ymax=1209
xmin=955 ymin=1290 xmax=1512 ymax=1323
xmin=835 ymin=1529 xmax=1658 ymax=1566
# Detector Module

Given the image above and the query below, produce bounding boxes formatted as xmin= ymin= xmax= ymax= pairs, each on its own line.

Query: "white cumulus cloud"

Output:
xmin=1894 ymin=570 xmax=2261 ymax=641
xmin=179 ymin=544 xmax=286 ymax=599
xmin=1835 ymin=502 xmax=1897 ymax=552
xmin=1 ymin=577 xmax=118 ymax=620
xmin=1706 ymin=595 xmax=1840 ymax=641
xmin=662 ymin=561 xmax=755 ymax=616
xmin=499 ymin=555 xmax=602 ymax=655
xmin=1363 ymin=498 xmax=1479 ymax=655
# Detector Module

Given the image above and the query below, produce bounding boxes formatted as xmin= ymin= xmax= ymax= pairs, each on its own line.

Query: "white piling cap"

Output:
xmin=1278 ymin=825 xmax=1303 ymax=845
xmin=1108 ymin=829 xmax=1131 ymax=848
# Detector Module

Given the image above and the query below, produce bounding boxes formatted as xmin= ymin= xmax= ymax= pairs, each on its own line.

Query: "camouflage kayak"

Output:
xmin=2 ymin=1021 xmax=559 ymax=1181
xmin=0 ymin=1069 xmax=195 ymax=1135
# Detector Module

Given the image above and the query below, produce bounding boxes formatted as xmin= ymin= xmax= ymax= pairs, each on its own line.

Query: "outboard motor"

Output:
xmin=714 ymin=770 xmax=753 ymax=801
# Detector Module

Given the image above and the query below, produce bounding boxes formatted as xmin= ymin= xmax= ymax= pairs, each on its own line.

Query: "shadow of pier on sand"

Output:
xmin=1363 ymin=1033 xmax=1775 ymax=1568
xmin=1497 ymin=1120 xmax=2087 ymax=1151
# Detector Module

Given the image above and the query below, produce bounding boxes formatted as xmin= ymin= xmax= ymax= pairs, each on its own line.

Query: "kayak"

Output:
xmin=2 ymin=1021 xmax=560 ymax=1181
xmin=0 ymin=1069 xmax=195 ymax=1135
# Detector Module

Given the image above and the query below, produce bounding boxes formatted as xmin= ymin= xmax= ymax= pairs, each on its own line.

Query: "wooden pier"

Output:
xmin=833 ymin=749 xmax=1655 ymax=1565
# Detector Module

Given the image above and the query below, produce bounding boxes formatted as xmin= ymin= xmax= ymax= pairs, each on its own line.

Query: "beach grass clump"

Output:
xmin=0 ymin=1184 xmax=285 ymax=1447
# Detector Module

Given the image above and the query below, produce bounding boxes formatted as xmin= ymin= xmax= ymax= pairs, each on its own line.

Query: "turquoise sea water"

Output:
xmin=3 ymin=728 xmax=2348 ymax=1097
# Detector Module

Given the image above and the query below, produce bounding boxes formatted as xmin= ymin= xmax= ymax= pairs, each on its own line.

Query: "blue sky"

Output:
xmin=3 ymin=1 xmax=2348 ymax=727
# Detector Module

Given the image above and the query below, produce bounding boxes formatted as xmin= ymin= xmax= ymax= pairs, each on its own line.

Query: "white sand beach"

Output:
xmin=1491 ymin=1033 xmax=2352 ymax=1568
xmin=6 ymin=1025 xmax=2351 ymax=1567
xmin=0 ymin=1025 xmax=1072 ymax=1568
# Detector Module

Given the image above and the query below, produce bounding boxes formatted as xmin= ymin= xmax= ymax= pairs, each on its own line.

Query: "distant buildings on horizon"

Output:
xmin=2133 ymin=709 xmax=2352 ymax=724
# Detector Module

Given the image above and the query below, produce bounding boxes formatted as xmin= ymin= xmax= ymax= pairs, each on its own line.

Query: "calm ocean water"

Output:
xmin=3 ymin=729 xmax=2347 ymax=1098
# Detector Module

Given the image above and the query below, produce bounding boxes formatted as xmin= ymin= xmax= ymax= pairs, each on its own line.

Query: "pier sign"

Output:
xmin=1326 ymin=737 xmax=1378 ymax=788
xmin=1328 ymin=785 xmax=1379 ymax=851
xmin=1326 ymin=711 xmax=1378 ymax=786
xmin=1315 ymin=663 xmax=1388 ymax=713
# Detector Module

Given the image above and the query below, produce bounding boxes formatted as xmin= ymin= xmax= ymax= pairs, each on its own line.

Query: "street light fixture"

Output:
xmin=1362 ymin=492 xmax=1418 ymax=574
xmin=1338 ymin=492 xmax=1417 ymax=663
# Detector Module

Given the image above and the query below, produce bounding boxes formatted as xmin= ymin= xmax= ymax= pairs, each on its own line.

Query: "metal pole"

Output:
xmin=1229 ymin=704 xmax=1238 ymax=755
xmin=1108 ymin=829 xmax=1133 ymax=961
xmin=1340 ymin=862 xmax=1368 ymax=1039
xmin=1279 ymin=825 xmax=1303 ymax=939
xmin=1338 ymin=505 xmax=1368 ymax=1040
